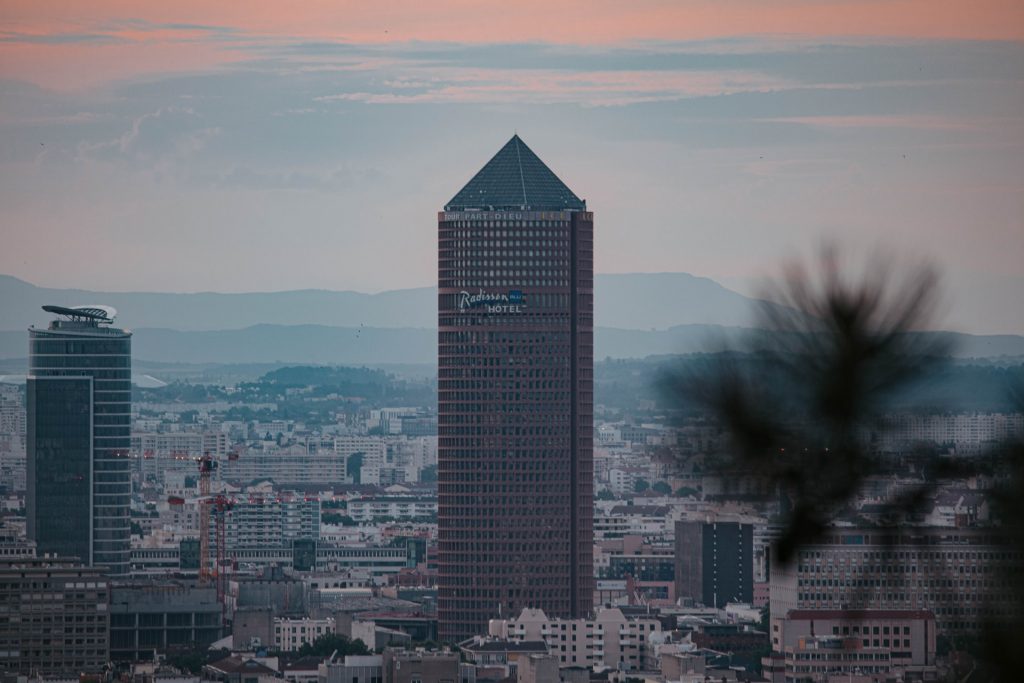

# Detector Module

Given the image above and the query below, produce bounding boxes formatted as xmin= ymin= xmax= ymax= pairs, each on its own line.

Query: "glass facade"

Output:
xmin=26 ymin=376 xmax=92 ymax=563
xmin=27 ymin=317 xmax=132 ymax=574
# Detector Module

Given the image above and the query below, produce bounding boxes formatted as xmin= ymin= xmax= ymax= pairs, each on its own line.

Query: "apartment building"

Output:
xmin=274 ymin=616 xmax=336 ymax=652
xmin=489 ymin=607 xmax=660 ymax=670
xmin=770 ymin=527 xmax=1023 ymax=638
xmin=0 ymin=558 xmax=110 ymax=676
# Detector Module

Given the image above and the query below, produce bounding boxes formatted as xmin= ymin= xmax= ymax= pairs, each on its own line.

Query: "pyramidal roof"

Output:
xmin=445 ymin=134 xmax=585 ymax=212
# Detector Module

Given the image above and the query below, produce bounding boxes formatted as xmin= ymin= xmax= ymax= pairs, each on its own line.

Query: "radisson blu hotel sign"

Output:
xmin=459 ymin=289 xmax=526 ymax=314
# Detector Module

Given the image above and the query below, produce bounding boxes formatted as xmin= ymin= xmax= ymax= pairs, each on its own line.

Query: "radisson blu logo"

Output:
xmin=458 ymin=289 xmax=526 ymax=314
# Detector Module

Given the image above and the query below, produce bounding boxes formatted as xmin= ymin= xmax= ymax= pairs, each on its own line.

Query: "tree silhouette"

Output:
xmin=660 ymin=247 xmax=1023 ymax=677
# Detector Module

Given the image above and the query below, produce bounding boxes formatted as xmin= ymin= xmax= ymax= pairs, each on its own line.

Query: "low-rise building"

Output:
xmin=489 ymin=607 xmax=660 ymax=670
xmin=110 ymin=581 xmax=222 ymax=663
xmin=274 ymin=616 xmax=336 ymax=652
xmin=769 ymin=527 xmax=1024 ymax=638
xmin=347 ymin=496 xmax=437 ymax=523
xmin=770 ymin=609 xmax=936 ymax=669
xmin=382 ymin=648 xmax=461 ymax=683
xmin=203 ymin=655 xmax=281 ymax=682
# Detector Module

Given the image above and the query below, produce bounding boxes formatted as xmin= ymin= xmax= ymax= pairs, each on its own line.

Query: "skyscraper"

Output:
xmin=27 ymin=305 xmax=132 ymax=574
xmin=437 ymin=135 xmax=594 ymax=641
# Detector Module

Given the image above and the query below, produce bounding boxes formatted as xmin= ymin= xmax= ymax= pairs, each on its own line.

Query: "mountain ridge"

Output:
xmin=1 ymin=271 xmax=783 ymax=333
xmin=1 ymin=323 xmax=1021 ymax=368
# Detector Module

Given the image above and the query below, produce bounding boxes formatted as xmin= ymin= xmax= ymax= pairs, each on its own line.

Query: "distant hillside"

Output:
xmin=0 ymin=272 xmax=780 ymax=332
xmin=0 ymin=274 xmax=438 ymax=332
xmin=2 ymin=323 xmax=1022 ymax=367
xmin=595 ymin=355 xmax=1024 ymax=414
xmin=596 ymin=326 xmax=1024 ymax=361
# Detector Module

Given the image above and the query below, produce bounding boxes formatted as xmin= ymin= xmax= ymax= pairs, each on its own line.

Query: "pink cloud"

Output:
xmin=1 ymin=0 xmax=1023 ymax=89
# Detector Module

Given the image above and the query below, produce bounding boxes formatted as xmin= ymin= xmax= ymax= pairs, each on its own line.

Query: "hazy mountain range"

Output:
xmin=0 ymin=272 xmax=777 ymax=332
xmin=1 ymin=273 xmax=1022 ymax=367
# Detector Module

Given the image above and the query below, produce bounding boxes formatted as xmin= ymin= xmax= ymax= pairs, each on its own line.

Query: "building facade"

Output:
xmin=488 ymin=607 xmax=661 ymax=670
xmin=769 ymin=527 xmax=1024 ymax=638
xmin=675 ymin=520 xmax=754 ymax=608
xmin=437 ymin=135 xmax=594 ymax=641
xmin=769 ymin=609 xmax=936 ymax=668
xmin=219 ymin=498 xmax=321 ymax=552
xmin=109 ymin=581 xmax=222 ymax=662
xmin=27 ymin=305 xmax=132 ymax=574
xmin=274 ymin=616 xmax=336 ymax=652
xmin=0 ymin=557 xmax=111 ymax=676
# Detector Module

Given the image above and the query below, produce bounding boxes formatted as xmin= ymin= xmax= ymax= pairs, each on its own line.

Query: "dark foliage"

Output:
xmin=296 ymin=632 xmax=370 ymax=658
xmin=659 ymin=249 xmax=1024 ymax=675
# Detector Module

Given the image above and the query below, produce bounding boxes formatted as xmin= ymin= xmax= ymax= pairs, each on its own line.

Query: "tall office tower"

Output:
xmin=437 ymin=135 xmax=594 ymax=641
xmin=27 ymin=305 xmax=132 ymax=574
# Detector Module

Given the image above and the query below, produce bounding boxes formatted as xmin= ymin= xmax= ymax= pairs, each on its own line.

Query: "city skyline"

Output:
xmin=1 ymin=3 xmax=1022 ymax=336
xmin=0 ymin=3 xmax=1021 ymax=680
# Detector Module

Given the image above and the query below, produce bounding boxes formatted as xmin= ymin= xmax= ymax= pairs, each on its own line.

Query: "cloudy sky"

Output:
xmin=1 ymin=1 xmax=1022 ymax=333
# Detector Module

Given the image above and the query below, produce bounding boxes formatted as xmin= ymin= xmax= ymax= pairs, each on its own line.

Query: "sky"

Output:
xmin=1 ymin=1 xmax=1023 ymax=333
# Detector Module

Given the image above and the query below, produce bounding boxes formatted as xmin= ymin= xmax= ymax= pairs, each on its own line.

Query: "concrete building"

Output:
xmin=438 ymin=134 xmax=595 ymax=641
xmin=274 ymin=616 xmax=336 ymax=652
xmin=770 ymin=609 xmax=936 ymax=668
xmin=132 ymin=543 xmax=410 ymax=577
xmin=873 ymin=412 xmax=1024 ymax=451
xmin=515 ymin=653 xmax=560 ymax=683
xmin=348 ymin=495 xmax=437 ymax=522
xmin=764 ymin=634 xmax=938 ymax=683
xmin=769 ymin=527 xmax=1024 ymax=638
xmin=335 ymin=437 xmax=387 ymax=486
xmin=219 ymin=498 xmax=320 ymax=551
xmin=0 ymin=557 xmax=110 ymax=676
xmin=596 ymin=535 xmax=676 ymax=604
xmin=203 ymin=655 xmax=281 ymax=682
xmin=675 ymin=520 xmax=753 ymax=608
xmin=27 ymin=305 xmax=132 ymax=573
xmin=460 ymin=640 xmax=548 ymax=680
xmin=318 ymin=654 xmax=383 ymax=683
xmin=382 ymin=648 xmax=461 ymax=683
xmin=220 ymin=449 xmax=346 ymax=487
xmin=234 ymin=607 xmax=275 ymax=650
xmin=488 ymin=607 xmax=660 ymax=670
xmin=109 ymin=581 xmax=222 ymax=663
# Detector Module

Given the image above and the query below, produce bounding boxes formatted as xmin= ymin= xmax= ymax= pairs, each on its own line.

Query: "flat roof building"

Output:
xmin=0 ymin=557 xmax=111 ymax=676
xmin=769 ymin=527 xmax=1024 ymax=639
xmin=437 ymin=135 xmax=594 ymax=641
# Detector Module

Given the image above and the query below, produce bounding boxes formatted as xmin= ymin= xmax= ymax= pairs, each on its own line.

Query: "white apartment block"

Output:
xmin=347 ymin=496 xmax=437 ymax=522
xmin=132 ymin=431 xmax=229 ymax=456
xmin=874 ymin=412 xmax=1024 ymax=450
xmin=274 ymin=616 xmax=335 ymax=651
xmin=220 ymin=449 xmax=346 ymax=486
xmin=335 ymin=436 xmax=387 ymax=485
xmin=489 ymin=607 xmax=661 ymax=670
xmin=0 ymin=397 xmax=25 ymax=436
xmin=218 ymin=498 xmax=320 ymax=550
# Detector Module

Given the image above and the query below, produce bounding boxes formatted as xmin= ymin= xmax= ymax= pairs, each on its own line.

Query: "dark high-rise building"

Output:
xmin=437 ymin=135 xmax=594 ymax=641
xmin=27 ymin=305 xmax=132 ymax=574
xmin=675 ymin=520 xmax=754 ymax=608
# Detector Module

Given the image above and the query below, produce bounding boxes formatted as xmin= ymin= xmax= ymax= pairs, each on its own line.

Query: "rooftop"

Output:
xmin=445 ymin=134 xmax=585 ymax=212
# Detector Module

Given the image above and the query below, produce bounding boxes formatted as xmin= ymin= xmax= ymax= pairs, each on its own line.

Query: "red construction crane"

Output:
xmin=197 ymin=454 xmax=234 ymax=625
xmin=197 ymin=455 xmax=216 ymax=584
